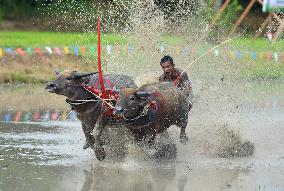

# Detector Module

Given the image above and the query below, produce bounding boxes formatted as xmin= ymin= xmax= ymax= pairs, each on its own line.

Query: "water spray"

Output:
xmin=180 ymin=34 xmax=242 ymax=76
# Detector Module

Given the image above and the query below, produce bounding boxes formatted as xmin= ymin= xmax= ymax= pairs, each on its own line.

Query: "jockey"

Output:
xmin=158 ymin=55 xmax=193 ymax=109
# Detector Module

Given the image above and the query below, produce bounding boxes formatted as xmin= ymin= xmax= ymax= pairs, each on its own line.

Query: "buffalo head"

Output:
xmin=114 ymin=88 xmax=153 ymax=119
xmin=46 ymin=70 xmax=97 ymax=97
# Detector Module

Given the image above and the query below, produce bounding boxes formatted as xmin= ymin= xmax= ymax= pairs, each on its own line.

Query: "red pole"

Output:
xmin=97 ymin=16 xmax=106 ymax=98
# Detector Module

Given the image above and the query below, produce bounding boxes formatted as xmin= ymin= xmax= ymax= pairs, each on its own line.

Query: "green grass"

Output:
xmin=0 ymin=31 xmax=284 ymax=83
xmin=230 ymin=37 xmax=284 ymax=52
xmin=1 ymin=31 xmax=284 ymax=52
xmin=243 ymin=61 xmax=284 ymax=80
xmin=0 ymin=31 xmax=127 ymax=47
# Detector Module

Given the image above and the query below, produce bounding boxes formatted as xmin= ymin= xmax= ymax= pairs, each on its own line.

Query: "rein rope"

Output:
xmin=122 ymin=102 xmax=151 ymax=121
xmin=65 ymin=83 xmax=116 ymax=108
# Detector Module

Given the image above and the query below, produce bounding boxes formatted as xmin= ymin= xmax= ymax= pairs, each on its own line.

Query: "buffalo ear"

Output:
xmin=54 ymin=69 xmax=61 ymax=76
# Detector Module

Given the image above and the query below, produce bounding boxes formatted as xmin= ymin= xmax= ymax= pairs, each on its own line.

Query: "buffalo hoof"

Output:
xmin=95 ymin=147 xmax=106 ymax=161
xmin=83 ymin=142 xmax=89 ymax=149
xmin=83 ymin=141 xmax=91 ymax=149
xmin=180 ymin=134 xmax=189 ymax=144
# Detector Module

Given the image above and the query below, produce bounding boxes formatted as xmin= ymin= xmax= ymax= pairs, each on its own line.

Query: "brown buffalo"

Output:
xmin=46 ymin=70 xmax=137 ymax=160
xmin=114 ymin=82 xmax=190 ymax=149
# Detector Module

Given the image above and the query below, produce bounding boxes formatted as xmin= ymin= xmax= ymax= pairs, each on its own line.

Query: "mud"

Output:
xmin=0 ymin=80 xmax=283 ymax=190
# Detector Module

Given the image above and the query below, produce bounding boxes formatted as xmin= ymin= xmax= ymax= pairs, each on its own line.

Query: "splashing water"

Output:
xmin=38 ymin=0 xmax=258 ymax=158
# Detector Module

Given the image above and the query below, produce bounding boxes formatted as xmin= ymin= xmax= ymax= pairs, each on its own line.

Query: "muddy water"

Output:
xmin=0 ymin=81 xmax=283 ymax=191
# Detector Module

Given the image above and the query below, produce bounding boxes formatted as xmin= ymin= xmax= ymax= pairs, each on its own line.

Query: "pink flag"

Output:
xmin=54 ymin=47 xmax=61 ymax=55
xmin=16 ymin=48 xmax=25 ymax=57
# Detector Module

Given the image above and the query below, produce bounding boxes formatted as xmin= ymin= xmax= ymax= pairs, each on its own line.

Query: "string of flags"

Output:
xmin=0 ymin=110 xmax=78 ymax=123
xmin=0 ymin=45 xmax=284 ymax=62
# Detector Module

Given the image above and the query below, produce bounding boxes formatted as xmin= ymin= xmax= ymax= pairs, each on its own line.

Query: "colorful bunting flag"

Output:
xmin=274 ymin=52 xmax=279 ymax=62
xmin=81 ymin=47 xmax=86 ymax=55
xmin=26 ymin=48 xmax=33 ymax=55
xmin=252 ymin=52 xmax=257 ymax=60
xmin=128 ymin=44 xmax=133 ymax=54
xmin=50 ymin=111 xmax=59 ymax=121
xmin=54 ymin=47 xmax=61 ymax=55
xmin=4 ymin=112 xmax=12 ymax=122
xmin=23 ymin=111 xmax=32 ymax=122
xmin=106 ymin=45 xmax=112 ymax=55
xmin=214 ymin=49 xmax=219 ymax=57
xmin=90 ymin=47 xmax=95 ymax=57
xmin=6 ymin=48 xmax=14 ymax=56
xmin=16 ymin=48 xmax=25 ymax=57
xmin=266 ymin=52 xmax=271 ymax=60
xmin=14 ymin=111 xmax=22 ymax=122
xmin=160 ymin=45 xmax=165 ymax=53
xmin=45 ymin=47 xmax=53 ymax=54
xmin=1 ymin=45 xmax=284 ymax=64
xmin=34 ymin=48 xmax=43 ymax=57
xmin=73 ymin=47 xmax=79 ymax=56
xmin=64 ymin=47 xmax=69 ymax=54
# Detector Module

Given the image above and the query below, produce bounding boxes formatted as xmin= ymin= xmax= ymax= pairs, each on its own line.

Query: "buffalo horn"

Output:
xmin=73 ymin=72 xmax=98 ymax=79
xmin=136 ymin=91 xmax=153 ymax=98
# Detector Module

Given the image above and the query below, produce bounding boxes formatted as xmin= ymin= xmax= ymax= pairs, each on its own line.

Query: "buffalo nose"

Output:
xmin=114 ymin=106 xmax=124 ymax=115
xmin=46 ymin=82 xmax=57 ymax=89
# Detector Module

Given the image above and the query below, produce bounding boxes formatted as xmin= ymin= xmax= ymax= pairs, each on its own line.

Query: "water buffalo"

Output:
xmin=46 ymin=70 xmax=137 ymax=160
xmin=114 ymin=82 xmax=190 ymax=153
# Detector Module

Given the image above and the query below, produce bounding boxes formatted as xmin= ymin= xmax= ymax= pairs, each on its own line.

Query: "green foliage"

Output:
xmin=198 ymin=0 xmax=243 ymax=41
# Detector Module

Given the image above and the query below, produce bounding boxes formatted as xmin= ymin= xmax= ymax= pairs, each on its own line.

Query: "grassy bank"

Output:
xmin=0 ymin=31 xmax=284 ymax=83
xmin=0 ymin=31 xmax=127 ymax=47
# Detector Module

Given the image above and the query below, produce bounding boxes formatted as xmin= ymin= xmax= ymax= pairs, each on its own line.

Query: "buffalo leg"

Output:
xmin=179 ymin=125 xmax=189 ymax=144
xmin=82 ymin=123 xmax=95 ymax=149
xmin=179 ymin=117 xmax=189 ymax=144
xmin=92 ymin=113 xmax=106 ymax=161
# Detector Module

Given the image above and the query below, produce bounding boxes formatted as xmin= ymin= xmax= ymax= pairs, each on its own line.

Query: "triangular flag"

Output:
xmin=236 ymin=51 xmax=241 ymax=60
xmin=32 ymin=110 xmax=41 ymax=122
xmin=90 ymin=47 xmax=95 ymax=57
xmin=258 ymin=52 xmax=263 ymax=60
xmin=252 ymin=52 xmax=257 ymax=60
xmin=274 ymin=52 xmax=278 ymax=62
xmin=26 ymin=48 xmax=33 ymax=55
xmin=128 ymin=44 xmax=133 ymax=54
xmin=45 ymin=47 xmax=52 ymax=54
xmin=54 ymin=47 xmax=61 ymax=55
xmin=214 ymin=49 xmax=219 ymax=57
xmin=22 ymin=111 xmax=32 ymax=122
xmin=50 ymin=111 xmax=59 ymax=121
xmin=6 ymin=48 xmax=14 ymax=56
xmin=160 ymin=45 xmax=165 ymax=53
xmin=64 ymin=47 xmax=69 ymax=54
xmin=182 ymin=47 xmax=189 ymax=55
xmin=34 ymin=48 xmax=42 ymax=57
xmin=106 ymin=45 xmax=112 ymax=55
xmin=81 ymin=47 xmax=86 ymax=55
xmin=41 ymin=110 xmax=50 ymax=122
xmin=3 ymin=112 xmax=12 ymax=122
xmin=176 ymin=47 xmax=181 ymax=55
xmin=73 ymin=47 xmax=79 ymax=56
xmin=16 ymin=48 xmax=25 ymax=57
xmin=114 ymin=44 xmax=120 ymax=54
xmin=266 ymin=52 xmax=271 ymax=60
xmin=14 ymin=111 xmax=22 ymax=122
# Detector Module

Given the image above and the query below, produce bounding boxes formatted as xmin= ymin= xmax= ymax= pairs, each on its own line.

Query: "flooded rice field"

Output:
xmin=0 ymin=80 xmax=283 ymax=191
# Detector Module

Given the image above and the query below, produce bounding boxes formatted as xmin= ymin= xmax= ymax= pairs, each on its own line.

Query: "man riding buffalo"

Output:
xmin=159 ymin=55 xmax=193 ymax=109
